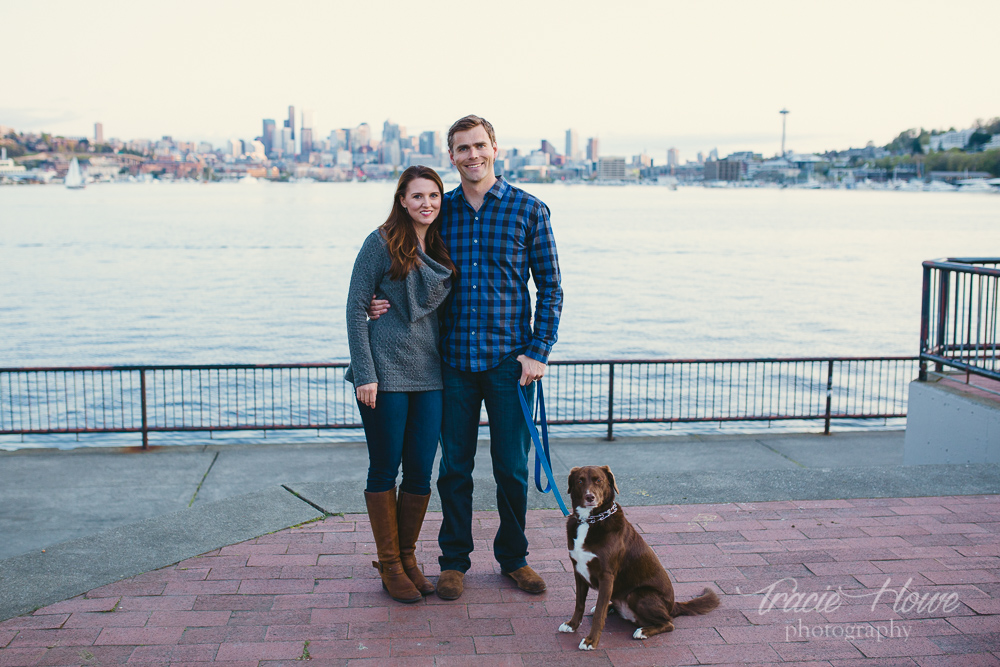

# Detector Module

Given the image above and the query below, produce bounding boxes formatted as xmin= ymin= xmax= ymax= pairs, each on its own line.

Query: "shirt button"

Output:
xmin=475 ymin=217 xmax=478 ymax=221
xmin=473 ymin=262 xmax=477 ymax=267
xmin=472 ymin=285 xmax=477 ymax=289
xmin=472 ymin=331 xmax=476 ymax=336
xmin=473 ymin=239 xmax=478 ymax=244
xmin=472 ymin=308 xmax=476 ymax=312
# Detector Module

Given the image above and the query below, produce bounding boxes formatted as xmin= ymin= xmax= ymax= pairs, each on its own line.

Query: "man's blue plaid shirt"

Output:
xmin=439 ymin=177 xmax=563 ymax=372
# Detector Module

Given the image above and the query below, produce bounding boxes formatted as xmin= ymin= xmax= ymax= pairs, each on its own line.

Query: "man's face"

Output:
xmin=449 ymin=125 xmax=497 ymax=185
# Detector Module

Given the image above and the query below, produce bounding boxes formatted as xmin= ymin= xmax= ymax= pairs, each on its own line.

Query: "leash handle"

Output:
xmin=517 ymin=380 xmax=570 ymax=516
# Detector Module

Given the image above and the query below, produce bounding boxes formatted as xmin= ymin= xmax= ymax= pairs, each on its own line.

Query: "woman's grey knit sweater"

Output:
xmin=345 ymin=229 xmax=452 ymax=392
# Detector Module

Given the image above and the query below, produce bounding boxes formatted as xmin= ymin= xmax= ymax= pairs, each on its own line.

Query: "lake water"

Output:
xmin=3 ymin=181 xmax=997 ymax=366
xmin=1 ymin=182 xmax=997 ymax=446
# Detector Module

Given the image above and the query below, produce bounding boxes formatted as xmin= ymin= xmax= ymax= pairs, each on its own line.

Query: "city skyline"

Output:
xmin=2 ymin=0 xmax=998 ymax=159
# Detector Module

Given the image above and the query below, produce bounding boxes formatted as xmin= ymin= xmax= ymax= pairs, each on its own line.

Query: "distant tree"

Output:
xmin=0 ymin=140 xmax=25 ymax=158
xmin=968 ymin=131 xmax=992 ymax=151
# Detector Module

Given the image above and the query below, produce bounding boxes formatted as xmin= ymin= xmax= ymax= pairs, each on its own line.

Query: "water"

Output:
xmin=1 ymin=182 xmax=997 ymax=446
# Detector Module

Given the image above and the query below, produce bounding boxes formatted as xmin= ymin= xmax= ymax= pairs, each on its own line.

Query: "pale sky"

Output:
xmin=3 ymin=0 xmax=998 ymax=161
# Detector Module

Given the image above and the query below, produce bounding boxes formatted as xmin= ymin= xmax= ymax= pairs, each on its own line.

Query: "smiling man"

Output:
xmin=432 ymin=114 xmax=563 ymax=599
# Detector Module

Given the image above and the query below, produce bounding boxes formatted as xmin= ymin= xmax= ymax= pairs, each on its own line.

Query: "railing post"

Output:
xmin=140 ymin=369 xmax=148 ymax=450
xmin=919 ymin=265 xmax=931 ymax=381
xmin=823 ymin=359 xmax=834 ymax=435
xmin=606 ymin=363 xmax=615 ymax=441
xmin=935 ymin=269 xmax=950 ymax=374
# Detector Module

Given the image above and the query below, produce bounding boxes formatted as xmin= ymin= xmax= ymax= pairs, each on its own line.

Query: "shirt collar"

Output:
xmin=451 ymin=176 xmax=509 ymax=205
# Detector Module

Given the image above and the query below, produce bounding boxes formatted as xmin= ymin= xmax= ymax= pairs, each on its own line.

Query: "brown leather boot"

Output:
xmin=364 ymin=489 xmax=422 ymax=603
xmin=397 ymin=491 xmax=435 ymax=596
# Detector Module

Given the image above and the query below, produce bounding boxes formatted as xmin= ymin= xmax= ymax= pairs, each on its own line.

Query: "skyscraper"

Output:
xmin=667 ymin=147 xmax=679 ymax=168
xmin=300 ymin=109 xmax=314 ymax=157
xmin=262 ymin=119 xmax=276 ymax=156
xmin=94 ymin=122 xmax=104 ymax=144
xmin=587 ymin=137 xmax=599 ymax=162
xmin=419 ymin=131 xmax=442 ymax=159
xmin=565 ymin=129 xmax=578 ymax=160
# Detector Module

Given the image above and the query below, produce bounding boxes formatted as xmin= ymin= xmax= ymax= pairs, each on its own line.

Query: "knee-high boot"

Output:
xmin=397 ymin=491 xmax=434 ymax=595
xmin=365 ymin=489 xmax=422 ymax=603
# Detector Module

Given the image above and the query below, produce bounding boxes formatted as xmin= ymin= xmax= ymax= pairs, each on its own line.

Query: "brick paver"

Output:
xmin=2 ymin=496 xmax=998 ymax=665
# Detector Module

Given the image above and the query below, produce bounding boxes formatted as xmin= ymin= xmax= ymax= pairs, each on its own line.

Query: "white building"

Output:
xmin=929 ymin=129 xmax=976 ymax=152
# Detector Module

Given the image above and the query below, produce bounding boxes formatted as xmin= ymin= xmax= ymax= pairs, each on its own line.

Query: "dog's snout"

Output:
xmin=584 ymin=492 xmax=596 ymax=502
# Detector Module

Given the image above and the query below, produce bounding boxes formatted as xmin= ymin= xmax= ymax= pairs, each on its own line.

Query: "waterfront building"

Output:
xmin=197 ymin=141 xmax=213 ymax=154
xmin=0 ymin=148 xmax=27 ymax=177
xmin=540 ymin=139 xmax=558 ymax=158
xmin=565 ymin=129 xmax=578 ymax=160
xmin=281 ymin=127 xmax=292 ymax=156
xmin=703 ymin=159 xmax=742 ymax=181
xmin=587 ymin=137 xmax=599 ymax=162
xmin=287 ymin=106 xmax=296 ymax=142
xmin=667 ymin=148 xmax=679 ymax=168
xmin=598 ymin=156 xmax=625 ymax=180
xmin=406 ymin=153 xmax=436 ymax=168
xmin=94 ymin=122 xmax=103 ymax=144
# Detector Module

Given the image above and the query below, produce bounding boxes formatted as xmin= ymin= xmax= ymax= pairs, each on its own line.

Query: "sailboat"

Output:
xmin=65 ymin=157 xmax=85 ymax=189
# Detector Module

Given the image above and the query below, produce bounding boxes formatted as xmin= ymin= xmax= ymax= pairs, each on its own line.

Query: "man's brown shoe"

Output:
xmin=502 ymin=565 xmax=547 ymax=594
xmin=436 ymin=569 xmax=465 ymax=600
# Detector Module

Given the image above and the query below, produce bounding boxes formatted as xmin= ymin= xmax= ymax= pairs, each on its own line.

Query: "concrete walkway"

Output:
xmin=1 ymin=430 xmax=999 ymax=664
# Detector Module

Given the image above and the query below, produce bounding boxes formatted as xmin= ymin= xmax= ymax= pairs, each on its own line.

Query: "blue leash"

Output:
xmin=517 ymin=380 xmax=570 ymax=517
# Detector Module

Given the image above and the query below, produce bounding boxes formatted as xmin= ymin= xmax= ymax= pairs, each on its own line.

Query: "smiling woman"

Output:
xmin=342 ymin=165 xmax=455 ymax=604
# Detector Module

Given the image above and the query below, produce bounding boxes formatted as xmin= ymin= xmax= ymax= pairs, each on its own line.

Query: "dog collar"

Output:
xmin=578 ymin=502 xmax=618 ymax=524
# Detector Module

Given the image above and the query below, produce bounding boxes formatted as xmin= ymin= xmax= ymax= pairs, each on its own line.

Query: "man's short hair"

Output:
xmin=447 ymin=115 xmax=496 ymax=152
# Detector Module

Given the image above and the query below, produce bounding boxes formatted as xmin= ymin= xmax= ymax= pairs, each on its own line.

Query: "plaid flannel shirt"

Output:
xmin=439 ymin=177 xmax=563 ymax=372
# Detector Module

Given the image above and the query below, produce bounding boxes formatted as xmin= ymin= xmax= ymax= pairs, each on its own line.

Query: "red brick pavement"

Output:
xmin=2 ymin=495 xmax=999 ymax=666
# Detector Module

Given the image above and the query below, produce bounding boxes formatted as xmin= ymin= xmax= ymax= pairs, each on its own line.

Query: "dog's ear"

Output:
xmin=601 ymin=466 xmax=619 ymax=494
xmin=567 ymin=467 xmax=581 ymax=493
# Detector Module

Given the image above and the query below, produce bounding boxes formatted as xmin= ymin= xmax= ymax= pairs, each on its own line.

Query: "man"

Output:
xmin=370 ymin=115 xmax=562 ymax=600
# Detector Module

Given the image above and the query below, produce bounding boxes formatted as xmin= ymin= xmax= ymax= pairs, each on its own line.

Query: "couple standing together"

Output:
xmin=346 ymin=115 xmax=563 ymax=603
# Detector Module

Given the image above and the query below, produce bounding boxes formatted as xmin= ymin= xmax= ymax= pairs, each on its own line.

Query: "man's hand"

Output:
xmin=516 ymin=355 xmax=547 ymax=386
xmin=367 ymin=295 xmax=389 ymax=320
xmin=356 ymin=383 xmax=377 ymax=409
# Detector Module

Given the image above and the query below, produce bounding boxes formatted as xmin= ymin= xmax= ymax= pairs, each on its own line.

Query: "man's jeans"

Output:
xmin=437 ymin=354 xmax=533 ymax=573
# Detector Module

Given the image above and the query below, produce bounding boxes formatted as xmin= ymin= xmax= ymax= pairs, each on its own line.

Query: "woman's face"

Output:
xmin=400 ymin=177 xmax=441 ymax=228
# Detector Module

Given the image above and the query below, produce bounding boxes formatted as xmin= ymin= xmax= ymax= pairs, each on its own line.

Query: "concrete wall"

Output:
xmin=904 ymin=379 xmax=1000 ymax=465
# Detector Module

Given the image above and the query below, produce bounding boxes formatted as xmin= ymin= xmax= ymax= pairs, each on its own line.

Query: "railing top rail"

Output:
xmin=923 ymin=258 xmax=1000 ymax=276
xmin=0 ymin=356 xmax=919 ymax=374
xmin=0 ymin=362 xmax=352 ymax=373
xmin=553 ymin=356 xmax=918 ymax=365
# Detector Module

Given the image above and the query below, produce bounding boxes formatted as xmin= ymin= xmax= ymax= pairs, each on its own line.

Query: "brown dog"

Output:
xmin=559 ymin=465 xmax=719 ymax=650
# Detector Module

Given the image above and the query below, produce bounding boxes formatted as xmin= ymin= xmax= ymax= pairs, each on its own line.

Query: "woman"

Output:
xmin=345 ymin=166 xmax=455 ymax=603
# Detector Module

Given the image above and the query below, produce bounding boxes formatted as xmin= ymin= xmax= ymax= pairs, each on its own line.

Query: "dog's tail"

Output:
xmin=672 ymin=587 xmax=720 ymax=616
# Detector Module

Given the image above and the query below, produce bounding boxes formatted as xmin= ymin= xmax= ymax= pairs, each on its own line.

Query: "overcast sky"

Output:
xmin=3 ymin=0 xmax=997 ymax=161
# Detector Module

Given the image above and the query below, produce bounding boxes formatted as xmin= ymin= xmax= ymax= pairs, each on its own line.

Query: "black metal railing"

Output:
xmin=0 ymin=357 xmax=917 ymax=447
xmin=920 ymin=258 xmax=1000 ymax=382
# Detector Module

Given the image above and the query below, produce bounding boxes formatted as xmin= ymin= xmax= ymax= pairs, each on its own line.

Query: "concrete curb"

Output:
xmin=0 ymin=486 xmax=323 ymax=622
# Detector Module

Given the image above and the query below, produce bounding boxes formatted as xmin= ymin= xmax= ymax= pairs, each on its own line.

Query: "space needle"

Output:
xmin=780 ymin=108 xmax=790 ymax=157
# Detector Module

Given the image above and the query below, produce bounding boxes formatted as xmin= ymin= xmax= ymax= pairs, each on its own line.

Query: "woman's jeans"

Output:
xmin=358 ymin=390 xmax=442 ymax=496
xmin=436 ymin=354 xmax=533 ymax=574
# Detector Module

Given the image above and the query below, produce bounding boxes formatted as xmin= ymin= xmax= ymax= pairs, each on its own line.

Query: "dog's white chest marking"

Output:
xmin=569 ymin=508 xmax=597 ymax=582
xmin=613 ymin=600 xmax=638 ymax=623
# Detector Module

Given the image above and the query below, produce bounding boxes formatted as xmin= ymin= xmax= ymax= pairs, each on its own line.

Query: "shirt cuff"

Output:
xmin=525 ymin=342 xmax=551 ymax=365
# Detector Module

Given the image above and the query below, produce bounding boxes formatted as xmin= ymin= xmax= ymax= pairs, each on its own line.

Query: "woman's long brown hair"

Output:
xmin=381 ymin=166 xmax=456 ymax=281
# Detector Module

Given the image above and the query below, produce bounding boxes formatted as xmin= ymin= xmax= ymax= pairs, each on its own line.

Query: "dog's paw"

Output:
xmin=579 ymin=638 xmax=596 ymax=651
xmin=558 ymin=622 xmax=576 ymax=633
xmin=633 ymin=627 xmax=648 ymax=640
